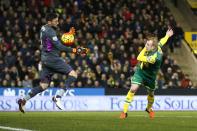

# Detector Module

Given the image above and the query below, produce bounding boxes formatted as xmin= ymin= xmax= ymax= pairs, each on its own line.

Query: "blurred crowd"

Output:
xmin=0 ymin=0 xmax=195 ymax=89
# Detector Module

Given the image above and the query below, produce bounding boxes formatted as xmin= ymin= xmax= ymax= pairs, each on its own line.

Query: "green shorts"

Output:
xmin=131 ymin=68 xmax=157 ymax=91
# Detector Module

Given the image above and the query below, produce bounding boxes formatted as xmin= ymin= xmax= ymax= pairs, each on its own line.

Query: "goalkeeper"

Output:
xmin=18 ymin=13 xmax=88 ymax=113
xmin=120 ymin=29 xmax=174 ymax=119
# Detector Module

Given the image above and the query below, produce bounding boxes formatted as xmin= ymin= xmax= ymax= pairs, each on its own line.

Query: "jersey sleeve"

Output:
xmin=158 ymin=34 xmax=170 ymax=47
xmin=137 ymin=47 xmax=157 ymax=64
xmin=49 ymin=30 xmax=73 ymax=52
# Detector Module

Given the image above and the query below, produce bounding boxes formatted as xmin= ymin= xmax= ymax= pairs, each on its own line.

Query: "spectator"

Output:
xmin=94 ymin=80 xmax=100 ymax=88
xmin=180 ymin=74 xmax=192 ymax=88
xmin=130 ymin=53 xmax=138 ymax=67
xmin=22 ymin=75 xmax=32 ymax=88
xmin=0 ymin=0 xmax=187 ymax=89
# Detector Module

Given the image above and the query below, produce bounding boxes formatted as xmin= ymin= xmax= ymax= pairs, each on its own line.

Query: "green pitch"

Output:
xmin=0 ymin=112 xmax=197 ymax=131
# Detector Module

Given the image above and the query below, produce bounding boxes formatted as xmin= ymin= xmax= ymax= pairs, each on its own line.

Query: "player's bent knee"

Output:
xmin=149 ymin=92 xmax=154 ymax=97
xmin=69 ymin=70 xmax=77 ymax=78
xmin=147 ymin=90 xmax=154 ymax=96
xmin=130 ymin=84 xmax=139 ymax=93
xmin=40 ymin=82 xmax=49 ymax=90
xmin=130 ymin=88 xmax=137 ymax=93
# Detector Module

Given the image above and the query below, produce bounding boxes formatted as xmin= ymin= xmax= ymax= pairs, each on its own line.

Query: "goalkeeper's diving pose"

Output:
xmin=18 ymin=13 xmax=88 ymax=113
xmin=120 ymin=29 xmax=174 ymax=119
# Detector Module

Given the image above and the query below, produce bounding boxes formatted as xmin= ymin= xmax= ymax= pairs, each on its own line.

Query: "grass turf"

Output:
xmin=0 ymin=112 xmax=197 ymax=131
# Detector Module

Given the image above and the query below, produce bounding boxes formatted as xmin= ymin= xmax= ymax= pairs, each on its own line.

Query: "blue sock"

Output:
xmin=56 ymin=76 xmax=77 ymax=98
xmin=65 ymin=76 xmax=77 ymax=89
xmin=24 ymin=86 xmax=44 ymax=101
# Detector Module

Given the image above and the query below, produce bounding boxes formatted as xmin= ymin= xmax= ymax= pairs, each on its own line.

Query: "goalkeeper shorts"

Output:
xmin=40 ymin=57 xmax=73 ymax=83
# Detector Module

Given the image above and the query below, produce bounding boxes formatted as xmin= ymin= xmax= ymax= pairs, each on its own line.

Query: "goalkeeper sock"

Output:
xmin=56 ymin=88 xmax=66 ymax=98
xmin=123 ymin=91 xmax=135 ymax=113
xmin=147 ymin=95 xmax=154 ymax=110
xmin=24 ymin=86 xmax=44 ymax=101
xmin=56 ymin=76 xmax=77 ymax=98
xmin=65 ymin=75 xmax=77 ymax=89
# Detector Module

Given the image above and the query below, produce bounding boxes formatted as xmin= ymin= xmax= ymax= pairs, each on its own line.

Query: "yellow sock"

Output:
xmin=123 ymin=91 xmax=135 ymax=113
xmin=147 ymin=95 xmax=154 ymax=110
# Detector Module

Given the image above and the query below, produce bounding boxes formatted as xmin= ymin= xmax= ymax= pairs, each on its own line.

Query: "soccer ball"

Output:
xmin=61 ymin=33 xmax=75 ymax=46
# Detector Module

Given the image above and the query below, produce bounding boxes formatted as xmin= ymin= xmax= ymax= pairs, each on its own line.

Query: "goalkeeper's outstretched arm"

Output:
xmin=52 ymin=39 xmax=88 ymax=54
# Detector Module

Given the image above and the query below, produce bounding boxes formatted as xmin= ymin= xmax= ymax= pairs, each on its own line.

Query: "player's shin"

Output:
xmin=18 ymin=86 xmax=44 ymax=113
xmin=53 ymin=75 xmax=77 ymax=110
xmin=55 ymin=75 xmax=77 ymax=98
xmin=147 ymin=95 xmax=154 ymax=110
xmin=146 ymin=94 xmax=155 ymax=119
xmin=123 ymin=91 xmax=135 ymax=113
xmin=24 ymin=86 xmax=44 ymax=101
xmin=65 ymin=75 xmax=77 ymax=89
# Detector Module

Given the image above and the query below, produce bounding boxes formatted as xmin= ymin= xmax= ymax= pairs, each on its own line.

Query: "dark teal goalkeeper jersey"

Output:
xmin=40 ymin=25 xmax=72 ymax=60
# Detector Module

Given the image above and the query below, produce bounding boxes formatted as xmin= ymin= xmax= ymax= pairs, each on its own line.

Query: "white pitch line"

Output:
xmin=130 ymin=115 xmax=197 ymax=118
xmin=0 ymin=126 xmax=34 ymax=131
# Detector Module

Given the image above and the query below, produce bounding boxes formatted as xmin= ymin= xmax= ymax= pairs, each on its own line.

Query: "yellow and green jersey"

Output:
xmin=137 ymin=47 xmax=163 ymax=80
xmin=131 ymin=34 xmax=170 ymax=90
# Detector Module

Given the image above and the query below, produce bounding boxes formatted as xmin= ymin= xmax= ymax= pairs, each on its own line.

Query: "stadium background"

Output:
xmin=0 ymin=0 xmax=197 ymax=111
xmin=0 ymin=0 xmax=196 ymax=111
xmin=0 ymin=0 xmax=197 ymax=131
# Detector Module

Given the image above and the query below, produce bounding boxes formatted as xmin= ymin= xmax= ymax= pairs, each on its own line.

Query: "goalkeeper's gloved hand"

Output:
xmin=72 ymin=47 xmax=89 ymax=55
xmin=69 ymin=27 xmax=75 ymax=35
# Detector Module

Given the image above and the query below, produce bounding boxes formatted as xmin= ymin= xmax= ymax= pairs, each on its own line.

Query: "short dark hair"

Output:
xmin=45 ymin=13 xmax=58 ymax=21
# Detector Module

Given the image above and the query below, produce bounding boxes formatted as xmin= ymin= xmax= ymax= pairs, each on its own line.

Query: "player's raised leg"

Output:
xmin=53 ymin=69 xmax=77 ymax=110
xmin=18 ymin=82 xmax=49 ymax=113
xmin=18 ymin=67 xmax=52 ymax=113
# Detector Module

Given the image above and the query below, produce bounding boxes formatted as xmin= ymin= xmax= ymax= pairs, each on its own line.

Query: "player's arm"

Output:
xmin=50 ymin=34 xmax=88 ymax=55
xmin=159 ymin=29 xmax=174 ymax=47
xmin=137 ymin=47 xmax=157 ymax=64
xmin=51 ymin=37 xmax=88 ymax=54
xmin=51 ymin=35 xmax=74 ymax=52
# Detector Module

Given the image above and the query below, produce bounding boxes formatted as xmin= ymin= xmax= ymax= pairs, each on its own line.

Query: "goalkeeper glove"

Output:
xmin=72 ymin=47 xmax=89 ymax=55
xmin=69 ymin=27 xmax=75 ymax=35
